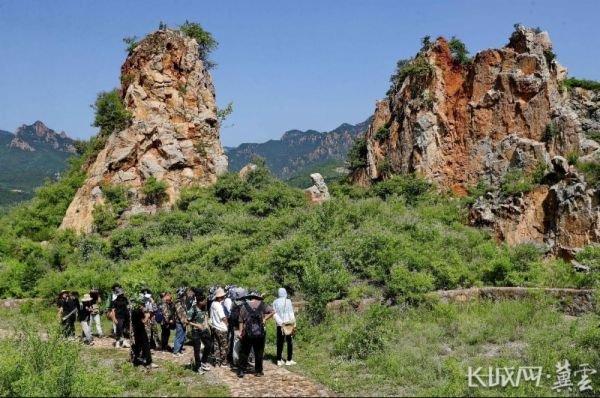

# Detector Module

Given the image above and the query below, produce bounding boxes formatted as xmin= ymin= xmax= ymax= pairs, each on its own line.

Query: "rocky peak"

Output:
xmin=10 ymin=121 xmax=75 ymax=153
xmin=351 ymin=26 xmax=600 ymax=254
xmin=60 ymin=28 xmax=228 ymax=233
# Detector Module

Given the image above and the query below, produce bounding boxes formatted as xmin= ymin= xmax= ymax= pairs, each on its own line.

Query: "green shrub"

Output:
xmin=374 ymin=126 xmax=390 ymax=142
xmin=179 ymin=21 xmax=218 ymax=68
xmin=542 ymin=121 xmax=559 ymax=142
xmin=217 ymin=102 xmax=234 ymax=122
xmin=388 ymin=58 xmax=411 ymax=94
xmin=92 ymin=204 xmax=118 ymax=234
xmin=543 ymin=49 xmax=556 ymax=65
xmin=213 ymin=173 xmax=253 ymax=203
xmin=0 ymin=259 xmax=46 ymax=298
xmin=500 ymin=169 xmax=534 ymax=195
xmin=448 ymin=36 xmax=470 ymax=65
xmin=92 ymin=89 xmax=131 ymax=137
xmin=7 ymin=156 xmax=86 ymax=241
xmin=562 ymin=77 xmax=600 ymax=91
xmin=377 ymin=159 xmax=393 ymax=178
xmin=248 ymin=181 xmax=304 ymax=217
xmin=102 ymin=183 xmax=130 ymax=214
xmin=0 ymin=327 xmax=120 ymax=396
xmin=142 ymin=176 xmax=168 ymax=206
xmin=333 ymin=304 xmax=393 ymax=359
xmin=566 ymin=151 xmax=579 ymax=166
xmin=587 ymin=131 xmax=600 ymax=143
xmin=123 ymin=36 xmax=139 ymax=54
xmin=388 ymin=263 xmax=435 ymax=303
xmin=373 ymin=175 xmax=431 ymax=204
xmin=577 ymin=161 xmax=600 ymax=188
xmin=347 ymin=138 xmax=368 ymax=171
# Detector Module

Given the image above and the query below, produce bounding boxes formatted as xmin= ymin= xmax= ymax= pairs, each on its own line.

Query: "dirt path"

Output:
xmin=91 ymin=336 xmax=333 ymax=397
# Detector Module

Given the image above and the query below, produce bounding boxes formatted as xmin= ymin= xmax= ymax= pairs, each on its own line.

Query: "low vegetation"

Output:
xmin=1 ymin=148 xmax=595 ymax=327
xmin=179 ymin=20 xmax=218 ymax=68
xmin=0 ymin=306 xmax=228 ymax=396
xmin=142 ymin=177 xmax=168 ymax=206
xmin=374 ymin=126 xmax=390 ymax=142
xmin=347 ymin=138 xmax=368 ymax=171
xmin=448 ymin=36 xmax=471 ymax=65
xmin=296 ymin=298 xmax=600 ymax=396
xmin=388 ymin=56 xmax=434 ymax=96
xmin=562 ymin=77 xmax=600 ymax=91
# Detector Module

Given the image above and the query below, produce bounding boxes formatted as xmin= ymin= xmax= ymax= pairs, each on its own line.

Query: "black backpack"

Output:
xmin=243 ymin=302 xmax=265 ymax=338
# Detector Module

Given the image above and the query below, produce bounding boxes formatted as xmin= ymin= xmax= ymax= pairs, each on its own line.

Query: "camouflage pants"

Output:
xmin=145 ymin=321 xmax=161 ymax=350
xmin=211 ymin=328 xmax=229 ymax=365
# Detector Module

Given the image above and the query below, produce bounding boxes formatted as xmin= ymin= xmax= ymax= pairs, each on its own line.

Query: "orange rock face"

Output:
xmin=352 ymin=26 xmax=600 ymax=253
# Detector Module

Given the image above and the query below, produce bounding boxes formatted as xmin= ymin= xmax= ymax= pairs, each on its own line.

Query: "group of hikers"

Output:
xmin=56 ymin=284 xmax=297 ymax=378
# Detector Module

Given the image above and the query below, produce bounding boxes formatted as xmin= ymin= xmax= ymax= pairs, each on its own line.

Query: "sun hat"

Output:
xmin=214 ymin=287 xmax=226 ymax=298
xmin=82 ymin=293 xmax=93 ymax=302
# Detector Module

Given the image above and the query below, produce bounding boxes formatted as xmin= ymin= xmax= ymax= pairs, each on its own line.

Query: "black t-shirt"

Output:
xmin=78 ymin=302 xmax=92 ymax=322
xmin=61 ymin=298 xmax=78 ymax=318
xmin=110 ymin=295 xmax=129 ymax=319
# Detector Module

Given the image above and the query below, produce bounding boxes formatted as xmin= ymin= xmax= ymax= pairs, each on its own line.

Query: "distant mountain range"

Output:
xmin=0 ymin=121 xmax=77 ymax=205
xmin=0 ymin=117 xmax=369 ymax=206
xmin=226 ymin=117 xmax=371 ymax=184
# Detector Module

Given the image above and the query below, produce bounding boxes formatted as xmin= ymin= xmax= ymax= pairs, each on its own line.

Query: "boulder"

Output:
xmin=238 ymin=163 xmax=257 ymax=180
xmin=305 ymin=173 xmax=330 ymax=204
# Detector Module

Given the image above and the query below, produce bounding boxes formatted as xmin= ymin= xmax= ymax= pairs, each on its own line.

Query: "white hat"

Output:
xmin=214 ymin=287 xmax=226 ymax=298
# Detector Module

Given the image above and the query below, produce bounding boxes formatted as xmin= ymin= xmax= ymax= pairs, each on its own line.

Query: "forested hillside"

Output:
xmin=227 ymin=118 xmax=371 ymax=182
xmin=0 ymin=122 xmax=77 ymax=206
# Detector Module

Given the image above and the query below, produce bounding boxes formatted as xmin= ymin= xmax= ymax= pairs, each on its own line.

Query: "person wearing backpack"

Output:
xmin=141 ymin=288 xmax=161 ymax=350
xmin=237 ymin=291 xmax=274 ymax=378
xmin=209 ymin=287 xmax=229 ymax=366
xmin=273 ymin=287 xmax=297 ymax=366
xmin=187 ymin=288 xmax=213 ymax=374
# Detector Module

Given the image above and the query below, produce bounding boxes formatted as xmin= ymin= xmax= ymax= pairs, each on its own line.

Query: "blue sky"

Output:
xmin=1 ymin=0 xmax=599 ymax=146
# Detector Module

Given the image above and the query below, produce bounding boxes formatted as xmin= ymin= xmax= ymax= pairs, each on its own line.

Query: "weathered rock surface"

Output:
xmin=351 ymin=26 xmax=600 ymax=253
xmin=61 ymin=29 xmax=227 ymax=233
xmin=304 ymin=173 xmax=330 ymax=203
xmin=238 ymin=163 xmax=257 ymax=181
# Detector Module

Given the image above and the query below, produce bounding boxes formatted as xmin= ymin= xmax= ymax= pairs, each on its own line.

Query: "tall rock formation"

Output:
xmin=61 ymin=29 xmax=227 ymax=233
xmin=351 ymin=26 xmax=600 ymax=255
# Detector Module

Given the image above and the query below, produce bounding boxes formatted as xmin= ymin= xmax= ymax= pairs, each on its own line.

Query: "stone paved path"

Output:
xmin=91 ymin=336 xmax=333 ymax=397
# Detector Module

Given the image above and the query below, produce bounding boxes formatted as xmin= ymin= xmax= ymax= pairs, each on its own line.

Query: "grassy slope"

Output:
xmin=1 ymin=297 xmax=599 ymax=397
xmin=0 ymin=303 xmax=228 ymax=397
xmin=294 ymin=298 xmax=600 ymax=396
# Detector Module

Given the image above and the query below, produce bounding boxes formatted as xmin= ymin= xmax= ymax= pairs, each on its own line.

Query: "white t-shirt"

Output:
xmin=210 ymin=300 xmax=228 ymax=332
